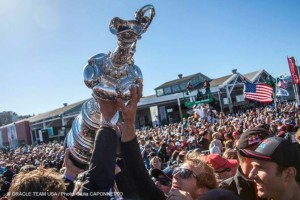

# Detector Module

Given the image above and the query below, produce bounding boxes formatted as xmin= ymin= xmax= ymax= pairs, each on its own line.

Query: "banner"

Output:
xmin=159 ymin=106 xmax=167 ymax=122
xmin=0 ymin=129 xmax=2 ymax=147
xmin=287 ymin=57 xmax=300 ymax=84
xmin=7 ymin=124 xmax=18 ymax=149
xmin=150 ymin=106 xmax=159 ymax=127
xmin=276 ymin=88 xmax=289 ymax=97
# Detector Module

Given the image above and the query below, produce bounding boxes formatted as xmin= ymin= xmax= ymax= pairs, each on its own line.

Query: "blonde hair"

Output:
xmin=150 ymin=156 xmax=161 ymax=168
xmin=8 ymin=168 xmax=66 ymax=200
xmin=184 ymin=158 xmax=217 ymax=190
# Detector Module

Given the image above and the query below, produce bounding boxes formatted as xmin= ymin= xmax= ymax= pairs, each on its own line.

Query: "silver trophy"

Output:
xmin=66 ymin=5 xmax=155 ymax=168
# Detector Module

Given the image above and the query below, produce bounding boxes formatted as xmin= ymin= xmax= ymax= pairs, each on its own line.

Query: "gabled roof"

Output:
xmin=28 ymin=99 xmax=87 ymax=123
xmin=155 ymin=73 xmax=210 ymax=89
xmin=209 ymin=74 xmax=234 ymax=87
xmin=243 ymin=70 xmax=262 ymax=82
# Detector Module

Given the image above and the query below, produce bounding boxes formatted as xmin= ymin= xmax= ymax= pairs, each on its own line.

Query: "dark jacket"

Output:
xmin=220 ymin=167 xmax=266 ymax=200
xmin=121 ymin=137 xmax=166 ymax=200
xmin=72 ymin=127 xmax=118 ymax=200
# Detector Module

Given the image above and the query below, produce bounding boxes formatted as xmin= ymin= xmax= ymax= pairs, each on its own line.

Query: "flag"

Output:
xmin=244 ymin=83 xmax=273 ymax=103
xmin=277 ymin=79 xmax=288 ymax=89
xmin=287 ymin=56 xmax=300 ymax=84
xmin=276 ymin=88 xmax=289 ymax=97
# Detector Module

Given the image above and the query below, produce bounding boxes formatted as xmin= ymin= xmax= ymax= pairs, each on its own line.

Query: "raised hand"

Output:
xmin=117 ymin=80 xmax=143 ymax=142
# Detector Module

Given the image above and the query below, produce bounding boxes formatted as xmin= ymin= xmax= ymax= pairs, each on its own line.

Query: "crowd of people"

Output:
xmin=0 ymin=82 xmax=300 ymax=200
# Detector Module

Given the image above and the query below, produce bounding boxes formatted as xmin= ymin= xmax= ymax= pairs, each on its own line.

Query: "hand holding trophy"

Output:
xmin=66 ymin=5 xmax=155 ymax=169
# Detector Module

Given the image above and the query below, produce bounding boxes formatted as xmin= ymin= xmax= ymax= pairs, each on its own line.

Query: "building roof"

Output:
xmin=28 ymin=99 xmax=87 ymax=123
xmin=155 ymin=73 xmax=210 ymax=89
xmin=243 ymin=70 xmax=262 ymax=82
xmin=209 ymin=74 xmax=234 ymax=87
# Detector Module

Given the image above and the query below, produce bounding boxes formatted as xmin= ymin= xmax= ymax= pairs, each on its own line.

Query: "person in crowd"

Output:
xmin=158 ymin=143 xmax=169 ymax=164
xmin=150 ymin=168 xmax=173 ymax=195
xmin=203 ymin=80 xmax=210 ymax=96
xmin=240 ymin=137 xmax=300 ymax=200
xmin=1 ymin=168 xmax=67 ymax=200
xmin=209 ymin=132 xmax=223 ymax=155
xmin=118 ymin=84 xmax=217 ymax=200
xmin=203 ymin=154 xmax=238 ymax=183
xmin=0 ymin=163 xmax=6 ymax=175
xmin=0 ymin=176 xmax=5 ymax=197
xmin=220 ymin=127 xmax=269 ymax=200
xmin=150 ymin=156 xmax=162 ymax=170
xmin=197 ymin=130 xmax=210 ymax=152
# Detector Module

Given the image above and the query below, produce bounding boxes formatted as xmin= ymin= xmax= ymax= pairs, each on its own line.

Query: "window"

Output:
xmin=156 ymin=89 xmax=164 ymax=96
xmin=172 ymin=85 xmax=180 ymax=92
xmin=164 ymin=87 xmax=172 ymax=94
xmin=235 ymin=95 xmax=245 ymax=102
xmin=191 ymin=78 xmax=197 ymax=85
xmin=180 ymin=82 xmax=187 ymax=90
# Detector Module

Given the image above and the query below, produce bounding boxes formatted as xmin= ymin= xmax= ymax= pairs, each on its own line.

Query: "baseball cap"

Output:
xmin=236 ymin=127 xmax=269 ymax=150
xmin=240 ymin=137 xmax=300 ymax=171
xmin=150 ymin=168 xmax=173 ymax=180
xmin=204 ymin=154 xmax=238 ymax=172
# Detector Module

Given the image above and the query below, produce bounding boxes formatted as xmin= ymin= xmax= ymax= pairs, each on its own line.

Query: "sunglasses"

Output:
xmin=153 ymin=178 xmax=172 ymax=186
xmin=172 ymin=167 xmax=197 ymax=179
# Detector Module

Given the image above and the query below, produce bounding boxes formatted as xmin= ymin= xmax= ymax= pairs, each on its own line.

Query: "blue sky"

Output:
xmin=0 ymin=0 xmax=299 ymax=116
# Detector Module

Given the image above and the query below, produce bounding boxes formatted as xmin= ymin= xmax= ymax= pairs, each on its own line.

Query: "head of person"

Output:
xmin=204 ymin=154 xmax=238 ymax=182
xmin=240 ymin=137 xmax=300 ymax=199
xmin=236 ymin=127 xmax=269 ymax=178
xmin=150 ymin=156 xmax=162 ymax=169
xmin=172 ymin=158 xmax=217 ymax=200
xmin=150 ymin=168 xmax=173 ymax=195
xmin=3 ymin=168 xmax=66 ymax=200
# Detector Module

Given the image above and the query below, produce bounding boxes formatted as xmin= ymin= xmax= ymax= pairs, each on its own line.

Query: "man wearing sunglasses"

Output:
xmin=150 ymin=168 xmax=172 ymax=195
xmin=118 ymin=84 xmax=218 ymax=200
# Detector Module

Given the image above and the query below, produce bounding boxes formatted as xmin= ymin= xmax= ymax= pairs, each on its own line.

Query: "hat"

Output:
xmin=175 ymin=142 xmax=181 ymax=146
xmin=148 ymin=152 xmax=156 ymax=157
xmin=236 ymin=127 xmax=269 ymax=150
xmin=275 ymin=118 xmax=282 ymax=123
xmin=150 ymin=168 xmax=173 ymax=180
xmin=240 ymin=137 xmax=300 ymax=171
xmin=204 ymin=154 xmax=238 ymax=172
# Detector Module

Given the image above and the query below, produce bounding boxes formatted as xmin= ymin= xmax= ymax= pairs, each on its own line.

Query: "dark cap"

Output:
xmin=147 ymin=152 xmax=156 ymax=157
xmin=240 ymin=137 xmax=300 ymax=172
xmin=150 ymin=168 xmax=173 ymax=180
xmin=199 ymin=189 xmax=241 ymax=200
xmin=236 ymin=127 xmax=269 ymax=150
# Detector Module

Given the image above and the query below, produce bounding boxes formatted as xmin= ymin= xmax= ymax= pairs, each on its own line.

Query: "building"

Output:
xmin=0 ymin=69 xmax=287 ymax=147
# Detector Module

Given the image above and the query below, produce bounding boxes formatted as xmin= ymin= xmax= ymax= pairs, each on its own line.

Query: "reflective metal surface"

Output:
xmin=66 ymin=5 xmax=155 ymax=167
xmin=83 ymin=4 xmax=155 ymax=101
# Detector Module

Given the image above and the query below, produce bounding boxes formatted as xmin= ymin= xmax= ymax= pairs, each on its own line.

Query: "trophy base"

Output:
xmin=63 ymin=137 xmax=89 ymax=170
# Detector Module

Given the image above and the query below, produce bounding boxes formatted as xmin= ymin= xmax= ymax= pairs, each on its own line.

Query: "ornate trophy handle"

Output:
xmin=135 ymin=4 xmax=155 ymax=34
